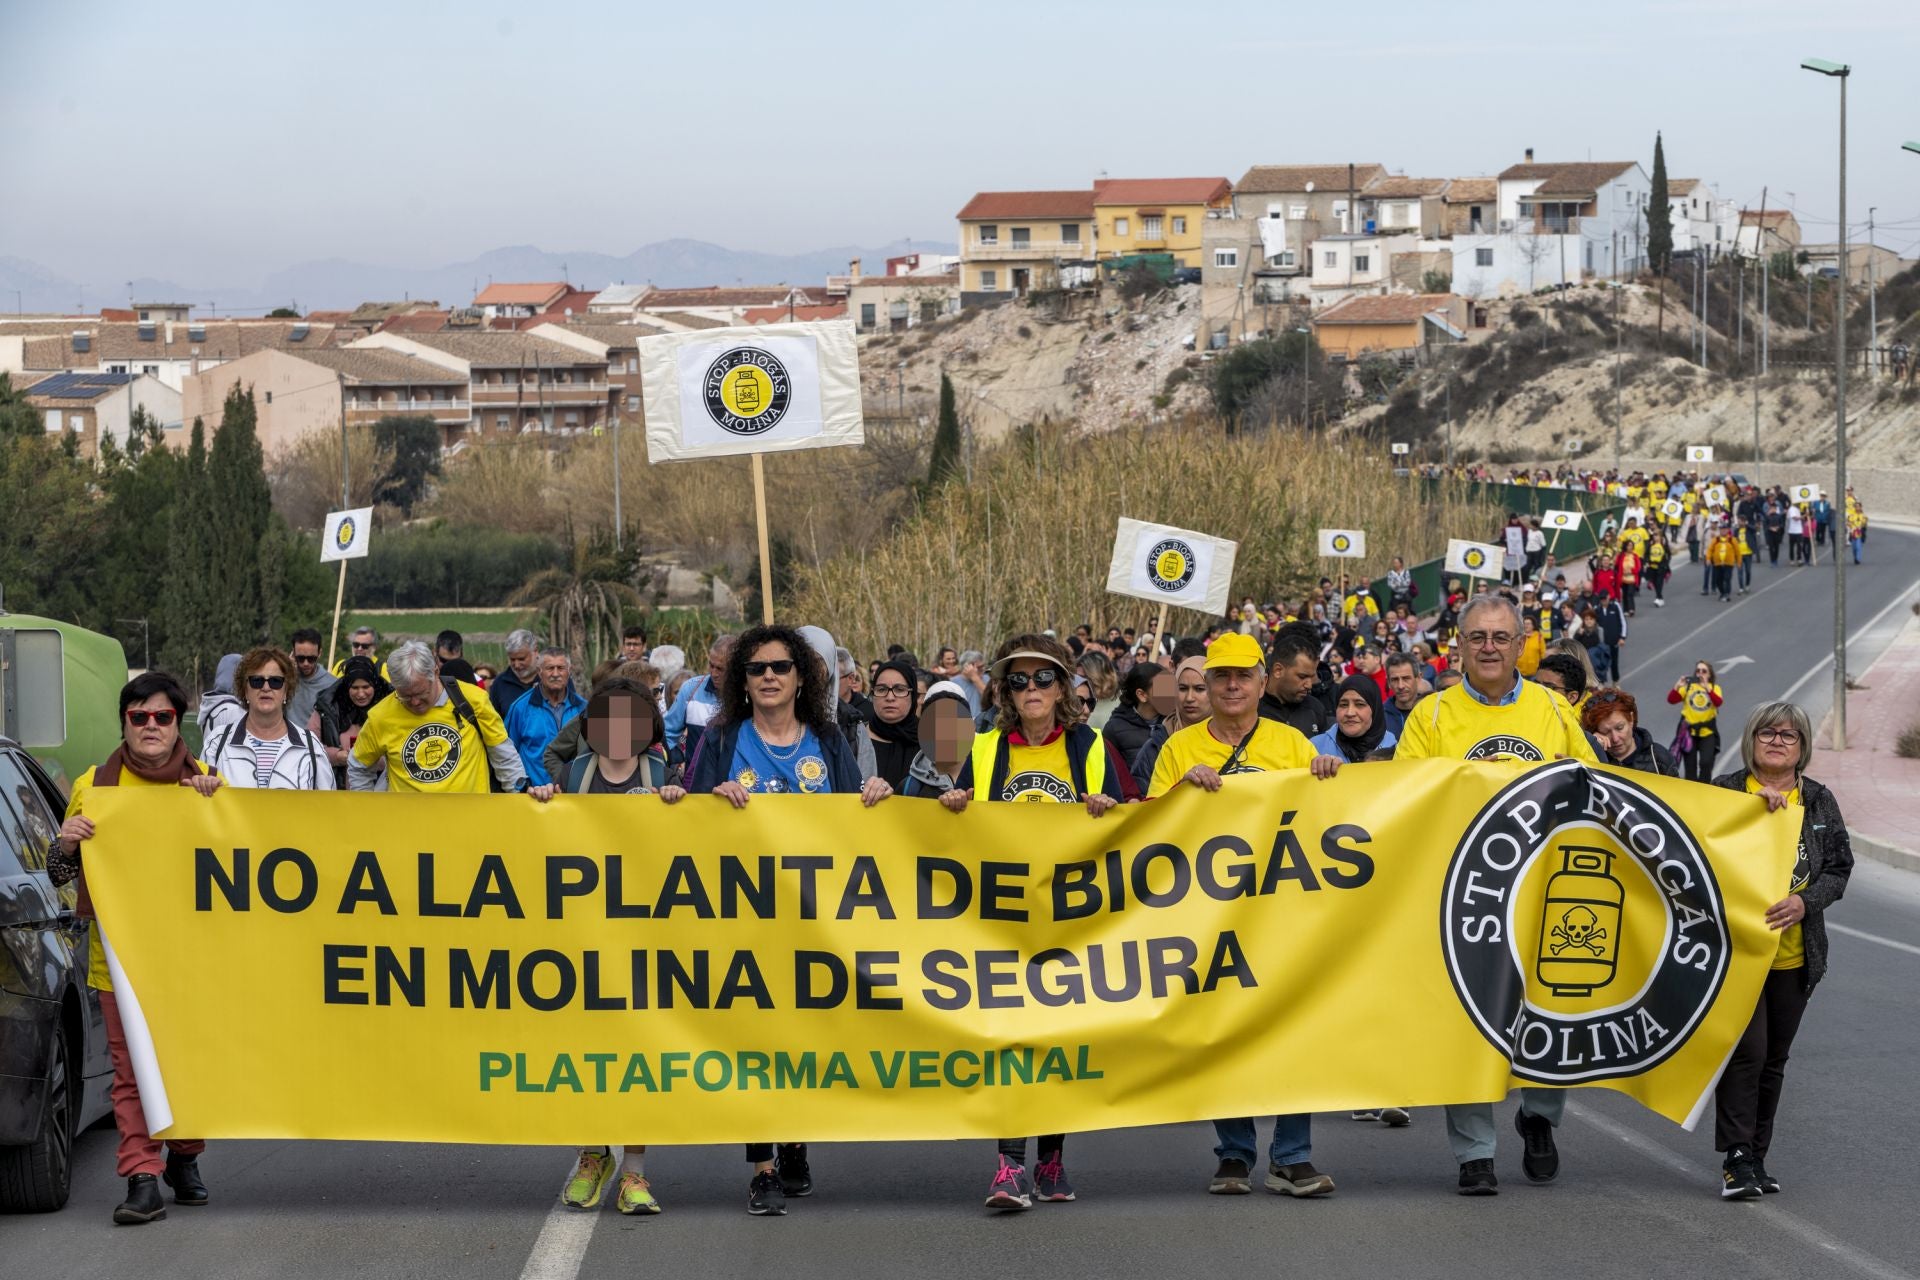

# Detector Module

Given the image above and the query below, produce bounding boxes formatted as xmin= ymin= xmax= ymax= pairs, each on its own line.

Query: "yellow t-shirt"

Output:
xmin=1394 ymin=678 xmax=1598 ymax=764
xmin=69 ymin=758 xmax=218 ymax=990
xmin=1619 ymin=525 xmax=1649 ymax=558
xmin=989 ymin=734 xmax=1078 ymax=803
xmin=1649 ymin=479 xmax=1670 ymax=502
xmin=352 ymin=680 xmax=506 ymax=794
xmin=1747 ymin=777 xmax=1809 ymax=969
xmin=1148 ymin=718 xmax=1317 ymax=798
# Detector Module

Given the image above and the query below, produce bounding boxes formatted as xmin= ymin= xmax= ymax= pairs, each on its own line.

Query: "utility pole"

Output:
xmin=1867 ymin=206 xmax=1878 ymax=377
xmin=1801 ymin=56 xmax=1849 ymax=750
xmin=1613 ymin=239 xmax=1623 ymax=470
xmin=337 ymin=372 xmax=350 ymax=508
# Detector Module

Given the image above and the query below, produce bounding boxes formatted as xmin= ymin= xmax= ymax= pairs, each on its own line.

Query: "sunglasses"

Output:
xmin=352 ymin=642 xmax=375 ymax=651
xmin=1005 ymin=669 xmax=1061 ymax=691
xmin=293 ymin=653 xmax=319 ymax=665
xmin=126 ymin=709 xmax=178 ymax=727
xmin=247 ymin=674 xmax=287 ymax=690
xmin=744 ymin=659 xmax=796 ymax=677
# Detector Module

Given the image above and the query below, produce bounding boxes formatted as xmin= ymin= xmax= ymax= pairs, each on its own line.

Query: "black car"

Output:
xmin=0 ymin=738 xmax=112 ymax=1211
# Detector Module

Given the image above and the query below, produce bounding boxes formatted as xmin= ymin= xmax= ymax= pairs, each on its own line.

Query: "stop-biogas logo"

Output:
xmin=703 ymin=347 xmax=791 ymax=436
xmin=1442 ymin=761 xmax=1728 ymax=1083
xmin=1146 ymin=538 xmax=1196 ymax=593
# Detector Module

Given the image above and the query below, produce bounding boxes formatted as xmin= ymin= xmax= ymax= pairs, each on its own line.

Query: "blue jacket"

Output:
xmin=686 ymin=718 xmax=864 ymax=795
xmin=1309 ymin=724 xmax=1398 ymax=760
xmin=664 ymin=674 xmax=723 ymax=757
xmin=504 ymin=684 xmax=586 ymax=786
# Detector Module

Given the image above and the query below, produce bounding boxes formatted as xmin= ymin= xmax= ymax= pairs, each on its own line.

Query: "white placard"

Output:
xmin=1542 ymin=509 xmax=1584 ymax=531
xmin=1791 ymin=483 xmax=1819 ymax=504
xmin=639 ymin=320 xmax=863 ymax=461
xmin=1318 ymin=528 xmax=1367 ymax=558
xmin=1390 ymin=442 xmax=1409 ymax=456
xmin=1107 ymin=518 xmax=1239 ymax=613
xmin=1661 ymin=498 xmax=1685 ymax=521
xmin=1705 ymin=484 xmax=1728 ymax=508
xmin=1686 ymin=445 xmax=1714 ymax=462
xmin=1445 ymin=538 xmax=1503 ymax=578
xmin=320 ymin=507 xmax=373 ymax=562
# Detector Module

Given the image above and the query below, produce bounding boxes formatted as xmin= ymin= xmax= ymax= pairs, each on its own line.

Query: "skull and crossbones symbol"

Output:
xmin=1549 ymin=906 xmax=1608 ymax=956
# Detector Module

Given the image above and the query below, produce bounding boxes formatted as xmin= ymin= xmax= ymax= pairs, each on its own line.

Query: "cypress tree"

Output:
xmin=1648 ymin=132 xmax=1673 ymax=278
xmin=205 ymin=383 xmax=274 ymax=651
xmin=161 ymin=420 xmax=215 ymax=686
xmin=927 ymin=373 xmax=963 ymax=488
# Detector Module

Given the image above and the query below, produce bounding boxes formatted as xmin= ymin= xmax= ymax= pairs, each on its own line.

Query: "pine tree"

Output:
xmin=161 ymin=420 xmax=216 ymax=687
xmin=205 ymin=383 xmax=274 ymax=652
xmin=926 ymin=373 xmax=963 ymax=488
xmin=1648 ymin=132 xmax=1673 ymax=278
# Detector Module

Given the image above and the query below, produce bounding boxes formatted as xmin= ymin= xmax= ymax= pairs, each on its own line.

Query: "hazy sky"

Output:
xmin=4 ymin=0 xmax=1918 ymax=286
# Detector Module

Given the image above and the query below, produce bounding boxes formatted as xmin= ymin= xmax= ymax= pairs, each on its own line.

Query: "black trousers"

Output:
xmin=998 ymin=1135 xmax=1066 ymax=1163
xmin=1715 ymin=968 xmax=1811 ymax=1157
xmin=1680 ymin=737 xmax=1719 ymax=782
xmin=745 ymin=1141 xmax=806 ymax=1164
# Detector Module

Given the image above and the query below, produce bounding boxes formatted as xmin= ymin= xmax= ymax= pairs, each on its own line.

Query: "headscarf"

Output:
xmin=1171 ymin=654 xmax=1209 ymax=729
xmin=864 ymin=657 xmax=920 ymax=746
xmin=1330 ymin=673 xmax=1388 ymax=763
xmin=331 ymin=655 xmax=391 ymax=729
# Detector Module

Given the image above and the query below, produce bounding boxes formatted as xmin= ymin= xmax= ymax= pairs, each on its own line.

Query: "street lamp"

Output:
xmin=1802 ymin=56 xmax=1849 ymax=749
xmin=1904 ymin=142 xmax=1920 ymax=156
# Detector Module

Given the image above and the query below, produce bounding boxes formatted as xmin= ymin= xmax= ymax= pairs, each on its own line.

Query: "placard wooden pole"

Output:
xmin=326 ymin=560 xmax=348 ymax=670
xmin=1153 ymin=602 xmax=1169 ymax=656
xmin=750 ymin=453 xmax=774 ymax=624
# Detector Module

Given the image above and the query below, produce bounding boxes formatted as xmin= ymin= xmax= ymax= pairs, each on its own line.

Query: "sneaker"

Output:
xmin=1033 ymin=1151 xmax=1076 ymax=1202
xmin=774 ymin=1143 xmax=812 ymax=1198
xmin=1754 ymin=1159 xmax=1781 ymax=1195
xmin=1514 ymin=1109 xmax=1559 ymax=1183
xmin=747 ymin=1169 xmax=787 ymax=1216
xmin=1458 ymin=1159 xmax=1498 ymax=1196
xmin=1265 ymin=1161 xmax=1335 ymax=1197
xmin=562 ymin=1147 xmax=614 ymax=1210
xmin=1208 ymin=1157 xmax=1252 ymax=1195
xmin=1350 ymin=1110 xmax=1381 ymax=1121
xmin=984 ymin=1155 xmax=1033 ymax=1211
xmin=1721 ymin=1148 xmax=1763 ymax=1201
xmin=615 ymin=1172 xmax=661 ymax=1215
xmin=1378 ymin=1107 xmax=1412 ymax=1127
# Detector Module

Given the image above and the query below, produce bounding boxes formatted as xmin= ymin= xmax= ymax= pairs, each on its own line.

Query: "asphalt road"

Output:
xmin=8 ymin=527 xmax=1919 ymax=1280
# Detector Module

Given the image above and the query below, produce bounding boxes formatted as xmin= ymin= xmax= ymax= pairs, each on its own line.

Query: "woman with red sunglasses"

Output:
xmin=47 ymin=671 xmax=223 ymax=1225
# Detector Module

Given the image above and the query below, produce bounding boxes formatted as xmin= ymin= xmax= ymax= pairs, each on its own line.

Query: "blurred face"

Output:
xmin=1386 ymin=664 xmax=1418 ymax=708
xmin=1461 ymin=609 xmax=1519 ymax=688
xmin=586 ymin=692 xmax=651 ymax=763
xmin=916 ymin=699 xmax=975 ymax=775
xmin=122 ymin=692 xmax=181 ymax=759
xmin=347 ymin=678 xmax=375 ymax=708
xmin=292 ymin=641 xmax=321 ymax=682
xmin=1335 ymin=689 xmax=1373 ymax=737
xmin=745 ymin=641 xmax=800 ymax=715
xmin=870 ymin=669 xmax=914 ymax=725
xmin=1006 ymin=657 xmax=1063 ymax=726
xmin=506 ymin=646 xmax=535 ymax=679
xmin=1175 ymin=664 xmax=1209 ymax=726
xmin=1752 ymin=719 xmax=1804 ymax=776
xmin=1144 ymin=671 xmax=1175 ymax=717
xmin=1268 ymin=652 xmax=1316 ymax=703
xmin=395 ymin=672 xmax=439 ymax=717
xmin=538 ymin=655 xmax=571 ymax=696
xmin=1594 ymin=709 xmax=1636 ymax=762
xmin=244 ymin=660 xmax=289 ymax=719
xmin=1208 ymin=666 xmax=1262 ymax=720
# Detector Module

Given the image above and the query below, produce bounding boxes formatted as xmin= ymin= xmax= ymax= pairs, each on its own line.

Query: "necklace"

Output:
xmin=754 ymin=722 xmax=807 ymax=760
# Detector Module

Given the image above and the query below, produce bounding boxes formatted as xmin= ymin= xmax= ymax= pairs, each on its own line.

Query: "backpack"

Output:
xmin=442 ymin=678 xmax=502 ymax=791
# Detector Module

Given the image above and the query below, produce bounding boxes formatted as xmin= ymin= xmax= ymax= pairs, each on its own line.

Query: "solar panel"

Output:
xmin=189 ymin=324 xmax=205 ymax=342
xmin=137 ymin=323 xmax=156 ymax=342
xmin=71 ymin=332 xmax=90 ymax=353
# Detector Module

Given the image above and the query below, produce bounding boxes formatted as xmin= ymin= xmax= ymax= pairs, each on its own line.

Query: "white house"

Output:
xmin=1308 ymin=232 xmax=1425 ymax=302
xmin=1487 ymin=156 xmax=1651 ymax=284
xmin=1451 ymin=231 xmax=1585 ymax=297
xmin=1668 ymin=180 xmax=1726 ymax=257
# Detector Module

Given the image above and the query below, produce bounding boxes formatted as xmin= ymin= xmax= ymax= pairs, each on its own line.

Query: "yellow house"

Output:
xmin=955 ymin=189 xmax=1098 ymax=304
xmin=1310 ymin=293 xmax=1468 ymax=362
xmin=1093 ymin=177 xmax=1233 ymax=268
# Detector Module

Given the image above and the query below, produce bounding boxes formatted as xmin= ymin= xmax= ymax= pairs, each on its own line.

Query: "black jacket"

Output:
xmin=686 ymin=718 xmax=865 ymax=796
xmin=1596 ymin=600 xmax=1627 ymax=646
xmin=488 ymin=667 xmax=533 ymax=720
xmin=1259 ymin=691 xmax=1329 ymax=738
xmin=1607 ymin=726 xmax=1676 ymax=777
xmin=1713 ymin=771 xmax=1853 ymax=993
xmin=1103 ymin=702 xmax=1158 ymax=763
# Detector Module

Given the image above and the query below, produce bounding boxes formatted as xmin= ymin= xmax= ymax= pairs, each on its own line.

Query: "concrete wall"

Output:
xmin=183 ymin=348 xmax=342 ymax=456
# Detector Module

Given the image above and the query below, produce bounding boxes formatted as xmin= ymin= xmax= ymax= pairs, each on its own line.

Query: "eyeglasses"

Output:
xmin=1757 ymin=728 xmax=1802 ymax=745
xmin=126 ymin=709 xmax=178 ymax=727
xmin=246 ymin=675 xmax=287 ymax=690
xmin=293 ymin=653 xmax=319 ymax=665
xmin=1005 ymin=669 xmax=1061 ymax=691
xmin=743 ymin=659 xmax=796 ymax=677
xmin=872 ymin=683 xmax=913 ymax=698
xmin=1464 ymin=632 xmax=1515 ymax=648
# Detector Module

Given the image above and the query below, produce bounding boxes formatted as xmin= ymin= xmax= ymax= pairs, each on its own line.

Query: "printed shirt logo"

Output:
xmin=1002 ymin=771 xmax=1077 ymax=803
xmin=1145 ymin=538 xmax=1196 ymax=593
xmin=1463 ymin=735 xmax=1546 ymax=762
xmin=702 ymin=347 xmax=792 ymax=436
xmin=1685 ymin=688 xmax=1715 ymax=716
xmin=1442 ymin=761 xmax=1728 ymax=1083
xmin=334 ymin=516 xmax=357 ymax=550
xmin=400 ymin=722 xmax=462 ymax=785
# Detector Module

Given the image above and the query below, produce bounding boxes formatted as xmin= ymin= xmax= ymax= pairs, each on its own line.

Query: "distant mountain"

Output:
xmin=0 ymin=239 xmax=957 ymax=316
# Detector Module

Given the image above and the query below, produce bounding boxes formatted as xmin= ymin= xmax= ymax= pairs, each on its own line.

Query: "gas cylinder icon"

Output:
xmin=731 ymin=367 xmax=761 ymax=412
xmin=1536 ymin=845 xmax=1624 ymax=997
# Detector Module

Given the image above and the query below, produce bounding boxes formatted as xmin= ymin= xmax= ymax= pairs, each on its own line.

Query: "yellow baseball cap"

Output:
xmin=1204 ymin=632 xmax=1266 ymax=670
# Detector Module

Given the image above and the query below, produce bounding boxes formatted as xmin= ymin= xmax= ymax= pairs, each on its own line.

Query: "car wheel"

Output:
xmin=0 ymin=1026 xmax=75 ymax=1212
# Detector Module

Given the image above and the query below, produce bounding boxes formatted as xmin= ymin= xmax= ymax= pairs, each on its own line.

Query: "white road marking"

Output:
xmin=1565 ymin=1101 xmax=1918 ymax=1280
xmin=518 ymin=1154 xmax=604 ymax=1280
xmin=1829 ymin=922 xmax=1920 ymax=958
xmin=1717 ymin=655 xmax=1754 ymax=671
xmin=1622 ymin=565 xmax=1810 ymax=682
xmin=1777 ymin=578 xmax=1920 ymax=704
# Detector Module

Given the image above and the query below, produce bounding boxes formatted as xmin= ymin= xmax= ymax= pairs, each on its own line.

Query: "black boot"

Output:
xmin=163 ymin=1152 xmax=209 ymax=1206
xmin=113 ymin=1173 xmax=167 ymax=1225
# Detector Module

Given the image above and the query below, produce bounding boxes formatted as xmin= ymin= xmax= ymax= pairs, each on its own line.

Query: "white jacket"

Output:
xmin=201 ymin=718 xmax=336 ymax=790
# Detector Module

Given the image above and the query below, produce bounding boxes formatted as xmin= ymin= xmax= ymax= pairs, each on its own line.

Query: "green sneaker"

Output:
xmin=562 ymin=1147 xmax=614 ymax=1209
xmin=616 ymin=1172 xmax=661 ymax=1215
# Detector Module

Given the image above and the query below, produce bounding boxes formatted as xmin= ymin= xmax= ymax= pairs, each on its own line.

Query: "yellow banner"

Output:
xmin=84 ymin=759 xmax=1796 ymax=1145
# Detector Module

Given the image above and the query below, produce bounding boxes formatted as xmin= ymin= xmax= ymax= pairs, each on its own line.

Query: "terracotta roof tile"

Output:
xmin=637 ymin=285 xmax=821 ymax=309
xmin=1669 ymin=178 xmax=1701 ymax=196
xmin=649 ymin=310 xmax=730 ymax=330
xmin=22 ymin=321 xmax=337 ymax=365
xmin=378 ymin=311 xmax=451 ymax=333
xmin=1234 ymin=164 xmax=1386 ymax=195
xmin=474 ymin=282 xmax=570 ymax=307
xmin=277 ymin=348 xmax=467 ymax=385
xmin=1092 ymin=177 xmax=1232 ymax=206
xmin=957 ymin=189 xmax=1097 ymax=220
xmin=347 ymin=300 xmax=440 ymax=323
xmin=1442 ymin=178 xmax=1498 ymax=203
xmin=1364 ymin=177 xmax=1448 ymax=198
xmin=1499 ymin=161 xmax=1635 ymax=193
xmin=388 ymin=331 xmax=606 ymax=367
xmin=741 ymin=303 xmax=848 ymax=325
xmin=1312 ymin=293 xmax=1459 ymax=325
xmin=1741 ymin=209 xmax=1793 ymax=225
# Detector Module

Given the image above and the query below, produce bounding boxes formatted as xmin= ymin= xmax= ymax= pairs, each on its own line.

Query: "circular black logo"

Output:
xmin=1463 ymin=735 xmax=1546 ymax=762
xmin=1146 ymin=538 xmax=1196 ymax=594
xmin=1441 ymin=761 xmax=1728 ymax=1083
xmin=401 ymin=722 xmax=462 ymax=785
xmin=702 ymin=347 xmax=792 ymax=436
xmin=1003 ymin=771 xmax=1077 ymax=803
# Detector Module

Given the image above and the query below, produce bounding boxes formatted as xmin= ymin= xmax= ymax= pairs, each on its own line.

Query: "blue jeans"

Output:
xmin=1213 ymin=1113 xmax=1312 ymax=1168
xmin=1701 ymin=557 xmax=1713 ymax=592
xmin=1738 ymin=554 xmax=1754 ymax=590
xmin=1852 ymin=536 xmax=1864 ymax=564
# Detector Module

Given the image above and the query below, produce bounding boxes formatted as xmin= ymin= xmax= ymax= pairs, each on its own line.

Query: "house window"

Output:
xmin=44 ymin=409 xmax=60 ymax=433
xmin=627 ymin=357 xmax=637 ymax=373
xmin=861 ymin=303 xmax=877 ymax=327
xmin=70 ymin=415 xmax=85 ymax=433
xmin=1214 ymin=248 xmax=1238 ymax=268
xmin=1060 ymin=224 xmax=1080 ymax=244
xmin=1355 ymin=254 xmax=1371 ymax=272
xmin=1115 ymin=217 xmax=1129 ymax=236
xmin=609 ymin=362 xmax=622 ymax=378
xmin=138 ymin=311 xmax=150 ymax=321
xmin=1475 ymin=248 xmax=1495 ymax=266
xmin=1142 ymin=215 xmax=1163 ymax=240
xmin=980 ymin=270 xmax=997 ymax=291
xmin=1290 ymin=204 xmax=1307 ymax=220
xmin=1267 ymin=203 xmax=1285 ymax=219
xmin=1279 ymin=250 xmax=1296 ymax=266
xmin=564 ymin=412 xmax=580 ymax=427
xmin=627 ymin=395 xmax=641 ymax=411
xmin=1011 ymin=227 xmax=1031 ymax=248
xmin=921 ymin=300 xmax=940 ymax=322
xmin=496 ymin=414 xmax=510 ymax=431
xmin=979 ymin=224 xmax=998 ymax=246
xmin=142 ymin=364 xmax=158 ymax=376
xmin=1323 ymin=251 xmax=1338 ymax=267
xmin=1172 ymin=216 xmax=1186 ymax=235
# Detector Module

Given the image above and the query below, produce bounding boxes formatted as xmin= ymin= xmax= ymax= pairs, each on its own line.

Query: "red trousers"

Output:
xmin=100 ymin=989 xmax=204 ymax=1178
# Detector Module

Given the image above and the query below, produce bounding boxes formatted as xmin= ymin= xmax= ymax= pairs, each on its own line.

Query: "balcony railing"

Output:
xmin=1512 ymin=216 xmax=1583 ymax=235
xmin=346 ymin=398 xmax=472 ymax=414
xmin=970 ymin=239 xmax=1085 ymax=257
xmin=470 ymin=382 xmax=612 ymax=406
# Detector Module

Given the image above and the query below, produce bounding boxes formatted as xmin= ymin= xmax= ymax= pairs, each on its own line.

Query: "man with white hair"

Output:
xmin=350 ymin=640 xmax=539 ymax=795
xmin=504 ymin=647 xmax=586 ymax=787
xmin=1394 ymin=594 xmax=1596 ymax=1196
xmin=489 ymin=628 xmax=542 ymax=719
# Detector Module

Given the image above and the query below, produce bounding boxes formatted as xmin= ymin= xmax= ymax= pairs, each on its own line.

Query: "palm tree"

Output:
xmin=510 ymin=529 xmax=641 ymax=671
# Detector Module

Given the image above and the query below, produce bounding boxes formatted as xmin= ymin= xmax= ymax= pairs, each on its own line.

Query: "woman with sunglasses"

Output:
xmin=684 ymin=623 xmax=891 ymax=1217
xmin=939 ymin=632 xmax=1139 ymax=1212
xmin=1580 ymin=688 xmax=1675 ymax=776
xmin=48 ymin=672 xmax=222 ymax=1225
xmin=199 ymin=647 xmax=334 ymax=790
xmin=1668 ymin=660 xmax=1724 ymax=782
xmin=1710 ymin=702 xmax=1853 ymax=1200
